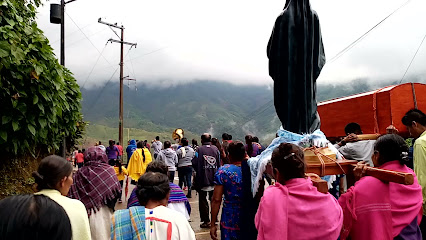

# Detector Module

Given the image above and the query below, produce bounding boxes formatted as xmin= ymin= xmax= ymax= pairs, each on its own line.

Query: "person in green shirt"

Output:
xmin=402 ymin=109 xmax=426 ymax=235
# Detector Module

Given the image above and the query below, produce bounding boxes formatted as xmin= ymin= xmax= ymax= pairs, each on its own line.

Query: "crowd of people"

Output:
xmin=2 ymin=109 xmax=426 ymax=239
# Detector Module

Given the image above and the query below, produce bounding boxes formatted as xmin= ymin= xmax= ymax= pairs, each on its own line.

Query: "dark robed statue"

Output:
xmin=268 ymin=0 xmax=326 ymax=134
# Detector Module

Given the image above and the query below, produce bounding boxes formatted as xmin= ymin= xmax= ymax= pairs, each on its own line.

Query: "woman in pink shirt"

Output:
xmin=339 ymin=134 xmax=423 ymax=240
xmin=255 ymin=143 xmax=343 ymax=240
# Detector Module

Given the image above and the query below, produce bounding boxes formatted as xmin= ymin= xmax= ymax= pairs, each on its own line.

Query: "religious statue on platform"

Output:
xmin=268 ymin=0 xmax=326 ymax=134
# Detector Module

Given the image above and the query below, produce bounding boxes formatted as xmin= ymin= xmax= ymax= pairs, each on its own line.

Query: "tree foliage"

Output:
xmin=0 ymin=0 xmax=84 ymax=157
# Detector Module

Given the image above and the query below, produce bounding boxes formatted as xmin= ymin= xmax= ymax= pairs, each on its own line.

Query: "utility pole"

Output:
xmin=50 ymin=0 xmax=77 ymax=157
xmin=98 ymin=18 xmax=137 ymax=147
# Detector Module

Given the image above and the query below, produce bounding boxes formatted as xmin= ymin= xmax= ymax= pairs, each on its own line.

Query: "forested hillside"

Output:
xmin=81 ymin=78 xmax=419 ymax=144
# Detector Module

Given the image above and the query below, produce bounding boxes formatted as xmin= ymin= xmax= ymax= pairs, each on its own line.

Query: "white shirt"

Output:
xmin=98 ymin=145 xmax=106 ymax=152
xmin=152 ymin=141 xmax=163 ymax=154
xmin=145 ymin=205 xmax=195 ymax=240
xmin=334 ymin=140 xmax=376 ymax=166
xmin=167 ymin=202 xmax=190 ymax=220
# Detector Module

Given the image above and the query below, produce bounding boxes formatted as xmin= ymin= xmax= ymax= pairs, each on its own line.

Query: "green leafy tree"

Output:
xmin=0 ymin=0 xmax=84 ymax=157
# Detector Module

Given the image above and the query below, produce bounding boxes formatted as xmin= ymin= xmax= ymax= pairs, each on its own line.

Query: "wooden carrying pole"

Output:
xmin=350 ymin=164 xmax=414 ymax=185
xmin=306 ymin=160 xmax=414 ymax=193
xmin=308 ymin=175 xmax=329 ymax=194
xmin=309 ymin=166 xmax=414 ymax=194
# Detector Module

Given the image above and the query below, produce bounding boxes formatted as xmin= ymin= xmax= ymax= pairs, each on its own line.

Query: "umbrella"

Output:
xmin=125 ymin=176 xmax=129 ymax=199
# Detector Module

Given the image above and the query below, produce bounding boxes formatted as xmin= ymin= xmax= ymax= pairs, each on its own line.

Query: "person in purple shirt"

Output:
xmin=106 ymin=140 xmax=120 ymax=166
xmin=245 ymin=135 xmax=260 ymax=157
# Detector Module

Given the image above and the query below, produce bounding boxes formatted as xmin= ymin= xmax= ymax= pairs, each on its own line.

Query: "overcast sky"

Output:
xmin=36 ymin=0 xmax=426 ymax=88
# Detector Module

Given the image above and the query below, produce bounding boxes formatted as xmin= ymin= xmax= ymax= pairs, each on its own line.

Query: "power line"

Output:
xmin=66 ymin=13 xmax=112 ymax=65
xmin=123 ymin=46 xmax=136 ymax=78
xmin=231 ymin=0 xmax=411 ymax=132
xmin=81 ymin=43 xmax=109 ymax=88
xmin=76 ymin=46 xmax=166 ymax=74
xmin=399 ymin=31 xmax=426 ymax=84
xmin=243 ymin=99 xmax=274 ymax=121
xmin=128 ymin=47 xmax=168 ymax=61
xmin=123 ymin=46 xmax=138 ymax=90
xmin=108 ymin=26 xmax=121 ymax=39
xmin=329 ymin=0 xmax=411 ymax=63
xmin=127 ymin=47 xmax=137 ymax=80
xmin=85 ymin=46 xmax=134 ymax=93
xmin=87 ymin=66 xmax=119 ymax=111
xmin=65 ymin=28 xmax=107 ymax=48
xmin=249 ymin=104 xmax=275 ymax=121
xmin=228 ymin=99 xmax=274 ymax=133
xmin=50 ymin=22 xmax=94 ymax=45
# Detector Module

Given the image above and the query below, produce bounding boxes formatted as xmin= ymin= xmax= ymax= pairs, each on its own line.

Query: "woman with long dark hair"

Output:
xmin=33 ymin=155 xmax=91 ymax=240
xmin=0 ymin=194 xmax=72 ymax=240
xmin=255 ymin=143 xmax=342 ymax=239
xmin=210 ymin=141 xmax=245 ymax=240
xmin=339 ymin=134 xmax=423 ymax=239
xmin=245 ymin=135 xmax=260 ymax=157
xmin=191 ymin=139 xmax=199 ymax=151
xmin=127 ymin=140 xmax=153 ymax=184
xmin=106 ymin=139 xmax=120 ymax=166
xmin=212 ymin=137 xmax=227 ymax=164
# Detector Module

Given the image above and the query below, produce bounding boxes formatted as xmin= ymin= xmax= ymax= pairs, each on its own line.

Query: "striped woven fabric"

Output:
xmin=111 ymin=206 xmax=146 ymax=240
xmin=127 ymin=183 xmax=191 ymax=215
xmin=68 ymin=146 xmax=121 ymax=216
xmin=168 ymin=183 xmax=187 ymax=203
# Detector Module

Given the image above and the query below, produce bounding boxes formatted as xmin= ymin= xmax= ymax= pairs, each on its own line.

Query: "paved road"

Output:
xmin=115 ymin=176 xmax=219 ymax=240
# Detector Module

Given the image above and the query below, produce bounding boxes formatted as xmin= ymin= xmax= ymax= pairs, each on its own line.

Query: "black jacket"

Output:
xmin=191 ymin=142 xmax=220 ymax=190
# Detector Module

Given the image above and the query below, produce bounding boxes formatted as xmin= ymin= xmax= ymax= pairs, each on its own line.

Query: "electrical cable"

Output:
xmin=50 ymin=22 xmax=94 ymax=45
xmin=127 ymin=47 xmax=137 ymax=80
xmin=399 ymin=31 xmax=426 ymax=84
xmin=226 ymin=98 xmax=274 ymax=133
xmin=67 ymin=13 xmax=138 ymax=90
xmin=127 ymin=47 xmax=168 ymax=61
xmin=81 ymin=43 xmax=109 ymax=88
xmin=65 ymin=28 xmax=107 ymax=48
xmin=87 ymin=66 xmax=119 ymax=111
xmin=234 ymin=104 xmax=275 ymax=133
xmin=236 ymin=0 xmax=410 ymax=133
xmin=87 ymin=48 xmax=134 ymax=110
xmin=232 ymin=0 xmax=411 ymax=133
xmin=66 ymin=12 xmax=112 ymax=65
xmin=329 ymin=0 xmax=411 ymax=63
xmin=242 ymin=99 xmax=274 ymax=121
xmin=123 ymin=46 xmax=136 ymax=77
xmin=108 ymin=26 xmax=121 ymax=39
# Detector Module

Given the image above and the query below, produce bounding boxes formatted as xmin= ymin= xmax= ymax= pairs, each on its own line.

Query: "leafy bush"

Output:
xmin=0 ymin=0 xmax=84 ymax=157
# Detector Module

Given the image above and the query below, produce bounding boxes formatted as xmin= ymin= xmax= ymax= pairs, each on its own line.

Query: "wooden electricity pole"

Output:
xmin=98 ymin=18 xmax=136 ymax=146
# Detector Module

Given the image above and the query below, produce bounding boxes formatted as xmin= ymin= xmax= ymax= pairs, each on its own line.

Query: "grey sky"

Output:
xmin=36 ymin=0 xmax=426 ymax=88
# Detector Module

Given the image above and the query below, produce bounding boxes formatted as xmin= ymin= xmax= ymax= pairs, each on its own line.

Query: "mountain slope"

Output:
xmin=81 ymin=78 xmax=420 ymax=143
xmin=81 ymin=81 xmax=278 ymax=141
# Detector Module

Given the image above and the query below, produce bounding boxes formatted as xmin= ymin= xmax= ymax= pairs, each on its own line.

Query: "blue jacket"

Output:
xmin=126 ymin=139 xmax=137 ymax=161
